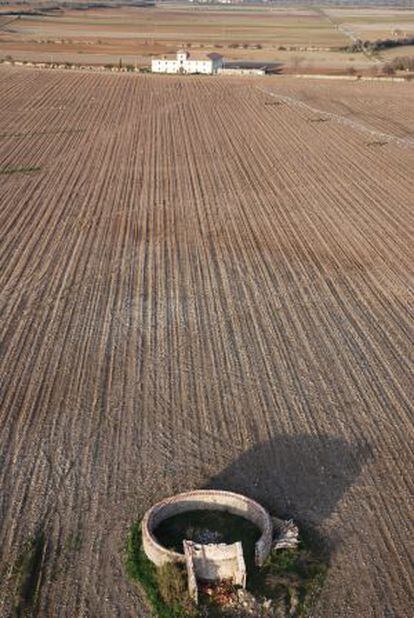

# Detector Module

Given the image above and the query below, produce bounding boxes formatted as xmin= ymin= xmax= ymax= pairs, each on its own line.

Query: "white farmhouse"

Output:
xmin=151 ymin=50 xmax=223 ymax=75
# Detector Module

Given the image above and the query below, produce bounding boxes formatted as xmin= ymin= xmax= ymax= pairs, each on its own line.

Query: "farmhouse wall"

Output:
xmin=151 ymin=51 xmax=223 ymax=74
xmin=218 ymin=68 xmax=266 ymax=76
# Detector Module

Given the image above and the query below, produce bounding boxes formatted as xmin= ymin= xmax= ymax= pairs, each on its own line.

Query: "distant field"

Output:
xmin=0 ymin=4 xmax=414 ymax=72
xmin=381 ymin=43 xmax=414 ymax=61
xmin=2 ymin=3 xmax=413 ymax=71
xmin=326 ymin=6 xmax=414 ymax=39
xmin=0 ymin=66 xmax=413 ymax=617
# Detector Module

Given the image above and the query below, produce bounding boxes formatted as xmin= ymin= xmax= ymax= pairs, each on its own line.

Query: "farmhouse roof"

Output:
xmin=187 ymin=51 xmax=223 ymax=61
xmin=153 ymin=51 xmax=223 ymax=62
xmin=207 ymin=52 xmax=223 ymax=60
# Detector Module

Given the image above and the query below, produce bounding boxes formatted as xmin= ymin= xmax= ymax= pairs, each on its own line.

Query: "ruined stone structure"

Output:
xmin=141 ymin=489 xmax=276 ymax=600
xmin=185 ymin=539 xmax=246 ymax=583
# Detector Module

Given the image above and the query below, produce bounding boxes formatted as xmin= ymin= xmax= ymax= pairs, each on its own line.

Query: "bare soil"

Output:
xmin=0 ymin=4 xmax=374 ymax=70
xmin=0 ymin=68 xmax=413 ymax=617
xmin=1 ymin=4 xmax=413 ymax=72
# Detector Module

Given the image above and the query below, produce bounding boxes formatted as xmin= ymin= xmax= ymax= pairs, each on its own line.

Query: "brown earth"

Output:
xmin=0 ymin=68 xmax=413 ymax=617
xmin=1 ymin=4 xmax=413 ymax=72
xmin=325 ymin=6 xmax=414 ymax=40
xmin=0 ymin=4 xmax=362 ymax=70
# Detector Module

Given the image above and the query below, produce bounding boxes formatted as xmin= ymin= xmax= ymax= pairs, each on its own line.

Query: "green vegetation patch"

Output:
xmin=248 ymin=529 xmax=328 ymax=616
xmin=0 ymin=129 xmax=84 ymax=140
xmin=0 ymin=165 xmax=41 ymax=175
xmin=126 ymin=521 xmax=196 ymax=618
xmin=13 ymin=530 xmax=46 ymax=616
xmin=126 ymin=516 xmax=328 ymax=617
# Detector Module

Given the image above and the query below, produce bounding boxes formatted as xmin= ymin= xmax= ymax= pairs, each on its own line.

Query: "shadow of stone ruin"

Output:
xmin=204 ymin=434 xmax=372 ymax=538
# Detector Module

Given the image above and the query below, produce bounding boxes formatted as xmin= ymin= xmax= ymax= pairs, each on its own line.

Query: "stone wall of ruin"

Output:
xmin=184 ymin=540 xmax=246 ymax=587
xmin=141 ymin=489 xmax=274 ymax=569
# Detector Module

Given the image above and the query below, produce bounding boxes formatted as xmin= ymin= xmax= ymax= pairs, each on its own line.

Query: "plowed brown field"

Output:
xmin=0 ymin=68 xmax=413 ymax=617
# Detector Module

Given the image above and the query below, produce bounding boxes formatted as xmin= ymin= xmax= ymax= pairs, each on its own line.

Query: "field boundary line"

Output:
xmin=256 ymin=86 xmax=414 ymax=149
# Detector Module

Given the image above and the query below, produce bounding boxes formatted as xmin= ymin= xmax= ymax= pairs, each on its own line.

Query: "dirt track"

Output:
xmin=0 ymin=68 xmax=413 ymax=617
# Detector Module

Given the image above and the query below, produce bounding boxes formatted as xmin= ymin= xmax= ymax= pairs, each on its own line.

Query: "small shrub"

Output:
xmin=390 ymin=56 xmax=414 ymax=72
xmin=248 ymin=527 xmax=328 ymax=616
xmin=157 ymin=562 xmax=189 ymax=609
xmin=382 ymin=63 xmax=395 ymax=76
xmin=270 ymin=548 xmax=298 ymax=574
xmin=126 ymin=521 xmax=196 ymax=617
xmin=13 ymin=531 xmax=45 ymax=614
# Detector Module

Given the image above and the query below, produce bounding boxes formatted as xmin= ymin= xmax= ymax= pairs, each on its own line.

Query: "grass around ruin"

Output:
xmin=247 ymin=527 xmax=329 ymax=616
xmin=126 ymin=517 xmax=328 ymax=617
xmin=126 ymin=521 xmax=196 ymax=618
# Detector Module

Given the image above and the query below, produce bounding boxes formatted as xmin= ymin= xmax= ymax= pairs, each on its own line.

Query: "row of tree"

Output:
xmin=344 ymin=37 xmax=414 ymax=54
xmin=383 ymin=56 xmax=414 ymax=74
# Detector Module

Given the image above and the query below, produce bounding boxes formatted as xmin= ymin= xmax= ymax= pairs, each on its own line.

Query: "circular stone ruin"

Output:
xmin=142 ymin=489 xmax=276 ymax=595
